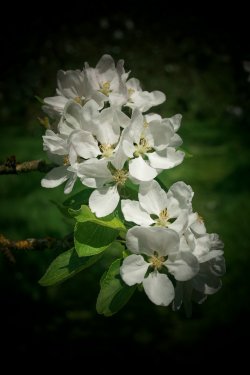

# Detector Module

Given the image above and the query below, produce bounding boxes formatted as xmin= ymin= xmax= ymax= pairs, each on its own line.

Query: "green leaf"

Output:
xmin=74 ymin=222 xmax=120 ymax=256
xmin=63 ymin=188 xmax=94 ymax=210
xmin=70 ymin=205 xmax=125 ymax=230
xmin=39 ymin=248 xmax=102 ymax=286
xmin=96 ymin=259 xmax=137 ymax=317
xmin=120 ymin=179 xmax=139 ymax=200
xmin=72 ymin=205 xmax=125 ymax=257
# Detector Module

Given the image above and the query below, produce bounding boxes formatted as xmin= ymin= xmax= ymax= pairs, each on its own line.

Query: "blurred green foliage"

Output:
xmin=0 ymin=10 xmax=249 ymax=366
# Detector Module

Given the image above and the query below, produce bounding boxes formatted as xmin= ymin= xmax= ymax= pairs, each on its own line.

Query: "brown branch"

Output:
xmin=0 ymin=233 xmax=73 ymax=259
xmin=0 ymin=156 xmax=54 ymax=175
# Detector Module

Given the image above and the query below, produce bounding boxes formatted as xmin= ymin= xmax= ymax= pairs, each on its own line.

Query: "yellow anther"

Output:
xmin=63 ymin=155 xmax=70 ymax=166
xmin=134 ymin=137 xmax=152 ymax=157
xmin=155 ymin=208 xmax=170 ymax=227
xmin=113 ymin=169 xmax=128 ymax=186
xmin=149 ymin=253 xmax=165 ymax=269
xmin=74 ymin=96 xmax=84 ymax=105
xmin=99 ymin=81 xmax=112 ymax=96
xmin=100 ymin=144 xmax=114 ymax=158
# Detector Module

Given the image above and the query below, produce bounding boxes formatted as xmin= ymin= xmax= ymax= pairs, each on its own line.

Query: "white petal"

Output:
xmin=64 ymin=173 xmax=77 ymax=194
xmin=129 ymin=156 xmax=157 ymax=182
xmin=95 ymin=108 xmax=120 ymax=145
xmin=168 ymin=181 xmax=194 ymax=210
xmin=64 ymin=100 xmax=82 ymax=129
xmin=111 ymin=144 xmax=128 ymax=170
xmin=57 ymin=69 xmax=85 ymax=98
xmin=192 ymin=261 xmax=222 ymax=295
xmin=89 ymin=185 xmax=120 ymax=217
xmin=139 ymin=180 xmax=168 ymax=215
xmin=121 ymin=200 xmax=154 ymax=226
xmin=44 ymin=96 xmax=68 ymax=113
xmin=165 ymin=251 xmax=200 ymax=281
xmin=109 ymin=89 xmax=127 ymax=107
xmin=126 ymin=77 xmax=141 ymax=91
xmin=128 ymin=109 xmax=144 ymax=143
xmin=147 ymin=148 xmax=185 ymax=169
xmin=78 ymin=158 xmax=112 ymax=179
xmin=145 ymin=113 xmax=162 ymax=122
xmin=169 ymin=211 xmax=189 ymax=234
xmin=96 ymin=54 xmax=115 ymax=81
xmin=209 ymin=233 xmax=224 ymax=251
xmin=41 ymin=166 xmax=68 ymax=188
xmin=126 ymin=226 xmax=180 ymax=256
xmin=114 ymin=109 xmax=131 ymax=128
xmin=81 ymin=99 xmax=100 ymax=123
xmin=42 ymin=130 xmax=67 ymax=155
xmin=70 ymin=130 xmax=100 ymax=159
xmin=128 ymin=90 xmax=166 ymax=112
xmin=143 ymin=272 xmax=174 ymax=306
xmin=198 ymin=250 xmax=224 ymax=263
xmin=169 ymin=134 xmax=183 ymax=148
xmin=149 ymin=90 xmax=166 ymax=106
xmin=148 ymin=120 xmax=174 ymax=150
xmin=78 ymin=158 xmax=113 ymax=188
xmin=120 ymin=254 xmax=149 ymax=286
xmin=169 ymin=114 xmax=182 ymax=132
xmin=192 ymin=234 xmax=210 ymax=260
xmin=189 ymin=213 xmax=207 ymax=236
xmin=122 ymin=139 xmax=135 ymax=158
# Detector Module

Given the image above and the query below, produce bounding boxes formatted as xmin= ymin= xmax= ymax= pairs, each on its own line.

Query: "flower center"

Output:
xmin=113 ymin=169 xmax=128 ymax=186
xmin=149 ymin=252 xmax=165 ymax=270
xmin=74 ymin=96 xmax=84 ymax=105
xmin=128 ymin=87 xmax=135 ymax=102
xmin=63 ymin=155 xmax=70 ymax=166
xmin=99 ymin=81 xmax=112 ymax=96
xmin=100 ymin=144 xmax=114 ymax=158
xmin=134 ymin=137 xmax=152 ymax=157
xmin=155 ymin=208 xmax=170 ymax=227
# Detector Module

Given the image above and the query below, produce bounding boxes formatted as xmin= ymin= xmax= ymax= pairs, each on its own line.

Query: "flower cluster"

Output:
xmin=40 ymin=54 xmax=225 ymax=315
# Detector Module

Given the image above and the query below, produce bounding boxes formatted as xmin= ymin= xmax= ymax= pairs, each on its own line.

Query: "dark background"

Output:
xmin=0 ymin=3 xmax=249 ymax=369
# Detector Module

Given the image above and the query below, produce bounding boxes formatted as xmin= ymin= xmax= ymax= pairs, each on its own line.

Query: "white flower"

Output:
xmin=41 ymin=129 xmax=81 ymax=194
xmin=121 ymin=226 xmax=199 ymax=306
xmin=173 ymin=234 xmax=225 ymax=313
xmin=78 ymin=157 xmax=131 ymax=217
xmin=121 ymin=180 xmax=193 ymax=233
xmin=43 ymin=54 xmax=128 ymax=117
xmin=125 ymin=77 xmax=166 ymax=112
xmin=58 ymin=99 xmax=100 ymax=136
xmin=84 ymin=54 xmax=128 ymax=107
xmin=59 ymin=100 xmax=130 ymax=163
xmin=121 ymin=109 xmax=185 ymax=182
xmin=43 ymin=69 xmax=97 ymax=117
xmin=41 ymin=164 xmax=79 ymax=194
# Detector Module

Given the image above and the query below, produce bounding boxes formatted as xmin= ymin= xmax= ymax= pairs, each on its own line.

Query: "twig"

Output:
xmin=0 ymin=233 xmax=73 ymax=258
xmin=0 ymin=156 xmax=54 ymax=175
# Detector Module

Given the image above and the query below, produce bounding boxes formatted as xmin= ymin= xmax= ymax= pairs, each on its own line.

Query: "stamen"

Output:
xmin=149 ymin=252 xmax=165 ymax=269
xmin=113 ymin=169 xmax=128 ymax=186
xmin=99 ymin=81 xmax=112 ymax=96
xmin=134 ymin=137 xmax=152 ymax=157
xmin=100 ymin=144 xmax=114 ymax=158
xmin=155 ymin=208 xmax=170 ymax=227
